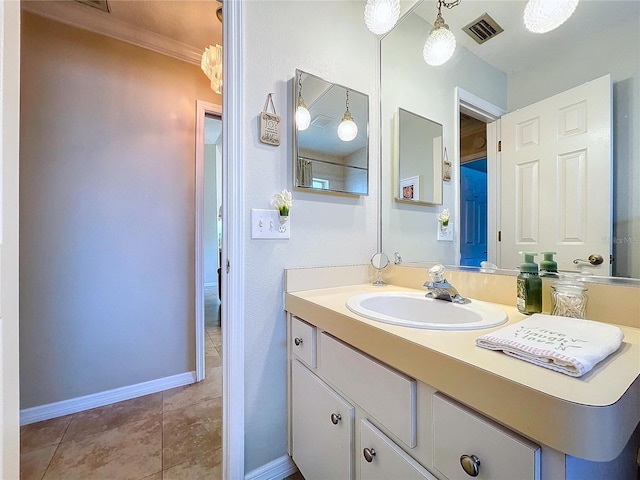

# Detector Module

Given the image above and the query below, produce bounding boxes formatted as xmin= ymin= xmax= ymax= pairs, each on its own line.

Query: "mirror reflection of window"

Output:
xmin=312 ymin=178 xmax=329 ymax=190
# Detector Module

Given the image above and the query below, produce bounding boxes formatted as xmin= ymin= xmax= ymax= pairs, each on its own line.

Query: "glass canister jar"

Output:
xmin=551 ymin=275 xmax=588 ymax=318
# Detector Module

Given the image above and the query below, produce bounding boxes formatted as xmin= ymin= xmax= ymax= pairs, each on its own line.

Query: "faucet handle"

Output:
xmin=428 ymin=264 xmax=446 ymax=283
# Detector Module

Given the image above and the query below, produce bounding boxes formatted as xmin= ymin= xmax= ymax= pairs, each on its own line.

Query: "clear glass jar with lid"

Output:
xmin=551 ymin=274 xmax=588 ymax=318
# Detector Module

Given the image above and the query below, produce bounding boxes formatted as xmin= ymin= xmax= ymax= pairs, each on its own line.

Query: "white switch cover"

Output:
xmin=437 ymin=224 xmax=453 ymax=242
xmin=251 ymin=209 xmax=290 ymax=239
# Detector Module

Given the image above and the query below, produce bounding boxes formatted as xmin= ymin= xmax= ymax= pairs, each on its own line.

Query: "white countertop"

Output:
xmin=285 ymin=283 xmax=640 ymax=462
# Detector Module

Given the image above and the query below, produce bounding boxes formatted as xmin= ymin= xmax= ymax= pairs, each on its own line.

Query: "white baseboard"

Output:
xmin=20 ymin=371 xmax=196 ymax=426
xmin=245 ymin=455 xmax=298 ymax=480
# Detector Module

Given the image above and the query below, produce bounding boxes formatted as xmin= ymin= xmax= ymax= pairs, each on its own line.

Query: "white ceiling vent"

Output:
xmin=75 ymin=0 xmax=111 ymax=13
xmin=462 ymin=13 xmax=503 ymax=45
xmin=310 ymin=115 xmax=334 ymax=129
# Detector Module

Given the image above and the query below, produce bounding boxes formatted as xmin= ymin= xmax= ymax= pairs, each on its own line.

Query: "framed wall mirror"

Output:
xmin=294 ymin=69 xmax=369 ymax=196
xmin=395 ymin=108 xmax=443 ymax=205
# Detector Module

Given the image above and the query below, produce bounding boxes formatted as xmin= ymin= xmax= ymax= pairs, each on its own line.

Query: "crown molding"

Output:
xmin=22 ymin=1 xmax=202 ymax=65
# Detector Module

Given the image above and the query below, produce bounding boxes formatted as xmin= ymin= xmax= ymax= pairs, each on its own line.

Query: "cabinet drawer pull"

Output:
xmin=294 ymin=337 xmax=303 ymax=346
xmin=363 ymin=448 xmax=376 ymax=463
xmin=330 ymin=413 xmax=341 ymax=425
xmin=460 ymin=454 xmax=481 ymax=476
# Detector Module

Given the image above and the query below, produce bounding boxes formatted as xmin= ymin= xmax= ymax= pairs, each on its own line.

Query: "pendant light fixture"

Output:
xmin=364 ymin=0 xmax=401 ymax=35
xmin=523 ymin=0 xmax=579 ymax=34
xmin=423 ymin=0 xmax=460 ymax=67
xmin=337 ymin=90 xmax=358 ymax=142
xmin=296 ymin=74 xmax=311 ymax=131
xmin=201 ymin=44 xmax=223 ymax=94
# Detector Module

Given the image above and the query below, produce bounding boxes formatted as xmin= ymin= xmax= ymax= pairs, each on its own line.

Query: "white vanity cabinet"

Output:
xmin=288 ymin=314 xmax=542 ymax=480
xmin=359 ymin=419 xmax=436 ymax=480
xmin=432 ymin=394 xmax=540 ymax=480
xmin=291 ymin=360 xmax=355 ymax=480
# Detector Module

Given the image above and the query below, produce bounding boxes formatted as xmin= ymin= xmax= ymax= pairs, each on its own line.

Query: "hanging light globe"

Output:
xmin=296 ymin=101 xmax=311 ymax=131
xmin=524 ymin=0 xmax=579 ymax=34
xmin=337 ymin=112 xmax=358 ymax=142
xmin=423 ymin=14 xmax=456 ymax=66
xmin=364 ymin=0 xmax=401 ymax=35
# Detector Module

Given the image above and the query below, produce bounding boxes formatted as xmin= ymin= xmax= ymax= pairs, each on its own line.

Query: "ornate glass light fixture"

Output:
xmin=524 ymin=0 xmax=579 ymax=34
xmin=201 ymin=44 xmax=223 ymax=94
xmin=364 ymin=0 xmax=401 ymax=35
xmin=295 ymin=74 xmax=311 ymax=131
xmin=337 ymin=90 xmax=358 ymax=142
xmin=423 ymin=0 xmax=460 ymax=67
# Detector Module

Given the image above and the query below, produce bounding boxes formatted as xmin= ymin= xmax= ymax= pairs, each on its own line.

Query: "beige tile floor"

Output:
xmin=21 ymin=319 xmax=223 ymax=479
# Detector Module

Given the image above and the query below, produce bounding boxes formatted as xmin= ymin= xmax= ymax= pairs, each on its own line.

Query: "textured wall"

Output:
xmin=242 ymin=1 xmax=378 ymax=471
xmin=19 ymin=13 xmax=218 ymax=408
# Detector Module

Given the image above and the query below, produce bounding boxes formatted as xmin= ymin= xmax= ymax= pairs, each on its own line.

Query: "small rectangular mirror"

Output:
xmin=294 ymin=69 xmax=369 ymax=196
xmin=394 ymin=108 xmax=443 ymax=205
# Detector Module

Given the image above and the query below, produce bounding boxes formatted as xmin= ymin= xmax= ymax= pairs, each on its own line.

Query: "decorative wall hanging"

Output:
xmin=442 ymin=146 xmax=452 ymax=181
xmin=260 ymin=93 xmax=281 ymax=146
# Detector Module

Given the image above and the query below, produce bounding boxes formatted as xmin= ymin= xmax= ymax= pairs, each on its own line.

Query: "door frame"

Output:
xmin=454 ymin=88 xmax=505 ymax=267
xmin=195 ymin=101 xmax=222 ymax=381
xmin=222 ymin=0 xmax=245 ymax=478
xmin=1 ymin=1 xmax=22 ymax=477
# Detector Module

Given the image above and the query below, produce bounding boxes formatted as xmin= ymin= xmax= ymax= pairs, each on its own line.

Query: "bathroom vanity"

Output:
xmin=285 ymin=277 xmax=640 ymax=480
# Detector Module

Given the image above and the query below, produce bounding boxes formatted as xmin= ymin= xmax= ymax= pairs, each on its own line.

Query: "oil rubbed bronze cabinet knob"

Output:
xmin=460 ymin=454 xmax=481 ymax=476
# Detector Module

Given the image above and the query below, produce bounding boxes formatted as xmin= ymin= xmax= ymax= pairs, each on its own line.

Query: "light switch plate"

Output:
xmin=251 ymin=209 xmax=290 ymax=239
xmin=437 ymin=224 xmax=453 ymax=242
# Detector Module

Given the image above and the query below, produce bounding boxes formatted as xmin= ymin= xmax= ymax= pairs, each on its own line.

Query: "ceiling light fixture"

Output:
xmin=337 ymin=90 xmax=358 ymax=142
xmin=201 ymin=44 xmax=223 ymax=94
xmin=364 ymin=0 xmax=401 ymax=35
xmin=523 ymin=0 xmax=579 ymax=34
xmin=296 ymin=75 xmax=311 ymax=131
xmin=423 ymin=0 xmax=460 ymax=67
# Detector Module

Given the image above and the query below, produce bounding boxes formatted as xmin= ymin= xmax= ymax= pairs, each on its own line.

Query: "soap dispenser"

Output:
xmin=540 ymin=251 xmax=559 ymax=278
xmin=517 ymin=252 xmax=542 ymax=315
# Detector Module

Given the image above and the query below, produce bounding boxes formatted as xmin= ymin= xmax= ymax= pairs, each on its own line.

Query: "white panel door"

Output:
xmin=292 ymin=360 xmax=355 ymax=480
xmin=500 ymin=75 xmax=612 ymax=274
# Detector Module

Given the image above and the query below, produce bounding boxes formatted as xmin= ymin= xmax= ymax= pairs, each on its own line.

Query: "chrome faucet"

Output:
xmin=423 ymin=265 xmax=469 ymax=304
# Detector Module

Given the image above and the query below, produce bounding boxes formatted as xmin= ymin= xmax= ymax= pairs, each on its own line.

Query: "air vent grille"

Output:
xmin=462 ymin=13 xmax=503 ymax=45
xmin=310 ymin=114 xmax=333 ymax=128
xmin=75 ymin=0 xmax=110 ymax=13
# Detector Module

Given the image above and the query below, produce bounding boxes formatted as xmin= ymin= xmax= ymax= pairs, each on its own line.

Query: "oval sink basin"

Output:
xmin=346 ymin=291 xmax=508 ymax=330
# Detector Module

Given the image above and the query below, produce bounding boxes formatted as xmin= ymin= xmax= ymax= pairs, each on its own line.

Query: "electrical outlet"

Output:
xmin=251 ymin=209 xmax=290 ymax=239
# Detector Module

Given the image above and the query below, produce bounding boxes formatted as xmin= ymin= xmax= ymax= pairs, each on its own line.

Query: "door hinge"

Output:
xmin=497 ymin=140 xmax=502 ymax=152
xmin=498 ymin=230 xmax=502 ymax=242
xmin=226 ymin=259 xmax=230 ymax=273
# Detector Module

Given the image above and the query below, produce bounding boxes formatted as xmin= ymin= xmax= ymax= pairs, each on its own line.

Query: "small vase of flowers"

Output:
xmin=272 ymin=189 xmax=293 ymax=223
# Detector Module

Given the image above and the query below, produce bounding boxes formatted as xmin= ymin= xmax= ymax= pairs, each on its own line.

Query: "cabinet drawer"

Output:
xmin=360 ymin=419 xmax=436 ymax=480
xmin=291 ymin=317 xmax=316 ymax=368
xmin=320 ymin=333 xmax=416 ymax=447
xmin=433 ymin=394 xmax=540 ymax=480
xmin=292 ymin=360 xmax=354 ymax=480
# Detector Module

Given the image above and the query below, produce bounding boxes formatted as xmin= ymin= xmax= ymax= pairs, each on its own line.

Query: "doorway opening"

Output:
xmin=204 ymin=113 xmax=223 ymax=327
xmin=454 ymin=88 xmax=505 ymax=268
xmin=459 ymin=113 xmax=488 ymax=267
xmin=196 ymin=101 xmax=223 ymax=382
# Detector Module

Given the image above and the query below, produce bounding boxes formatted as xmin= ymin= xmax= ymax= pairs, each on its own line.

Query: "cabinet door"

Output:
xmin=433 ymin=394 xmax=540 ymax=480
xmin=360 ymin=419 xmax=437 ymax=480
xmin=292 ymin=360 xmax=355 ymax=480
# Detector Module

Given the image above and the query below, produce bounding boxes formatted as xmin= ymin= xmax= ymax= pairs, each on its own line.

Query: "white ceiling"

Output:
xmin=413 ymin=0 xmax=640 ymax=74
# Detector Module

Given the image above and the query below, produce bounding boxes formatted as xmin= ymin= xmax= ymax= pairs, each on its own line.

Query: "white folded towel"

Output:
xmin=476 ymin=314 xmax=624 ymax=377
